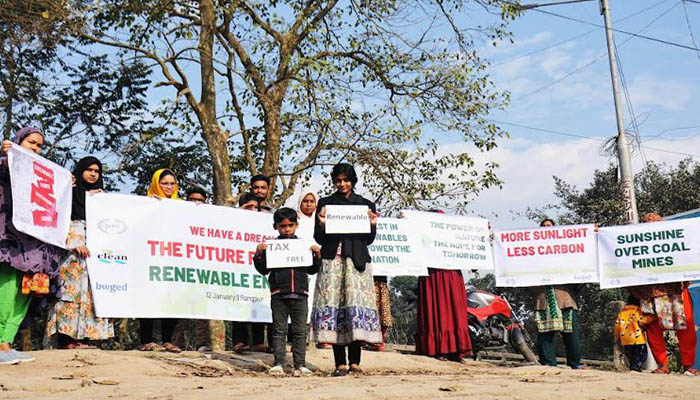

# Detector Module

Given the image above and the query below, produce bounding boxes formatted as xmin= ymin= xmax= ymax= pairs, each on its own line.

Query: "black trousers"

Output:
xmin=333 ymin=342 xmax=362 ymax=368
xmin=139 ymin=319 xmax=178 ymax=344
xmin=271 ymin=296 xmax=308 ymax=367
xmin=623 ymin=344 xmax=648 ymax=372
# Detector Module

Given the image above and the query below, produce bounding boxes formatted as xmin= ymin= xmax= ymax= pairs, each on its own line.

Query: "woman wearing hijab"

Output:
xmin=139 ymin=169 xmax=181 ymax=353
xmin=297 ymin=190 xmax=318 ymax=222
xmin=46 ymin=156 xmax=114 ymax=348
xmin=416 ymin=210 xmax=472 ymax=363
xmin=312 ymin=163 xmax=382 ymax=376
xmin=0 ymin=127 xmax=64 ymax=364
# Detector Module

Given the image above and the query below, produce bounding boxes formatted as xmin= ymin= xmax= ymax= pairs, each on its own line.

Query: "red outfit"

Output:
xmin=646 ymin=288 xmax=697 ymax=367
xmin=416 ymin=268 xmax=472 ymax=356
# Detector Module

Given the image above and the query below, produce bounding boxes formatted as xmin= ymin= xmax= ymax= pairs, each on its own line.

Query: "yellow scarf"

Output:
xmin=147 ymin=168 xmax=180 ymax=199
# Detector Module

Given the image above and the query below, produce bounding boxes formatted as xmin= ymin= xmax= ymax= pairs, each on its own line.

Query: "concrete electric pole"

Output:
xmin=600 ymin=0 xmax=639 ymax=224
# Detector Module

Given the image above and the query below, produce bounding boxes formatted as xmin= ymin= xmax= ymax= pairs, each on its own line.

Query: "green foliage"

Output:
xmin=66 ymin=0 xmax=518 ymax=210
xmin=388 ymin=276 xmax=418 ymax=344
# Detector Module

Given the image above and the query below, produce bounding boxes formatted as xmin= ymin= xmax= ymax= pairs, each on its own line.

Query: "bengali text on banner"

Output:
xmin=7 ymin=143 xmax=72 ymax=249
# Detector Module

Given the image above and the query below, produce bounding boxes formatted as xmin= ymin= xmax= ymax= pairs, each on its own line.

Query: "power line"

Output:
xmin=681 ymin=0 xmax=700 ymax=65
xmin=493 ymin=0 xmax=672 ymax=67
xmin=514 ymin=1 xmax=681 ymax=100
xmin=488 ymin=119 xmax=700 ymax=158
xmin=529 ymin=4 xmax=700 ymax=52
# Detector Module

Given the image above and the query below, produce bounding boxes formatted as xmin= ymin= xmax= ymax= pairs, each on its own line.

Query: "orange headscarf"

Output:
xmin=147 ymin=169 xmax=180 ymax=199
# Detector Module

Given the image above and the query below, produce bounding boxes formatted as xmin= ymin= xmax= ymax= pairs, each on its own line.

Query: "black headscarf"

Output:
xmin=71 ymin=156 xmax=103 ymax=220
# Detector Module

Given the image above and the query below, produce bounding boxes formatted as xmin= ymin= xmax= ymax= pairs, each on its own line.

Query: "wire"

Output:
xmin=514 ymin=1 xmax=681 ymax=101
xmin=493 ymin=0 xmax=672 ymax=67
xmin=681 ymin=0 xmax=700 ymax=65
xmin=529 ymin=5 xmax=700 ymax=52
xmin=488 ymin=119 xmax=700 ymax=158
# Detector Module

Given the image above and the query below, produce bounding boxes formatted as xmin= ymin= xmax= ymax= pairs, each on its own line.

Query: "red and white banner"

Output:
xmin=7 ymin=143 xmax=72 ymax=249
xmin=494 ymin=224 xmax=598 ymax=287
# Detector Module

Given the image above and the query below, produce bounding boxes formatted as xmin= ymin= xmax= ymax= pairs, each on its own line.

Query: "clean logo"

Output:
xmin=97 ymin=250 xmax=128 ymax=265
xmin=98 ymin=219 xmax=128 ymax=234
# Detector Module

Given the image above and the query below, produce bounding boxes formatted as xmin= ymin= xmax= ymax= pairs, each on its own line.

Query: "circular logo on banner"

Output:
xmin=98 ymin=219 xmax=128 ymax=234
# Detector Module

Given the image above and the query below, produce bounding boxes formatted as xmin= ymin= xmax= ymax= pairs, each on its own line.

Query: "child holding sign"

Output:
xmin=254 ymin=208 xmax=321 ymax=376
xmin=614 ymin=296 xmax=655 ymax=372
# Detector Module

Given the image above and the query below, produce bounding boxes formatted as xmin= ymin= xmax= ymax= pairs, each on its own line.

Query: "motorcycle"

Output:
xmin=466 ymin=285 xmax=538 ymax=364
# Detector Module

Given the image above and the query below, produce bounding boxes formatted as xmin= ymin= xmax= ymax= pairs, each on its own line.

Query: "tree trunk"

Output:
xmin=199 ymin=0 xmax=230 ymax=351
xmin=261 ymin=103 xmax=282 ymax=199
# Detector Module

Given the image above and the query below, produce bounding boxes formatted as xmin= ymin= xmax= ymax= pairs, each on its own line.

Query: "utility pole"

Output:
xmin=600 ymin=0 xmax=639 ymax=224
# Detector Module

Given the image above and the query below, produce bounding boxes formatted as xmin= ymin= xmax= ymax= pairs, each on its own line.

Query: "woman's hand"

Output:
xmin=88 ymin=189 xmax=103 ymax=195
xmin=310 ymin=245 xmax=321 ymax=258
xmin=1 ymin=140 xmax=12 ymax=155
xmin=74 ymin=246 xmax=90 ymax=259
xmin=368 ymin=209 xmax=378 ymax=226
xmin=318 ymin=206 xmax=327 ymax=226
xmin=256 ymin=243 xmax=267 ymax=256
xmin=72 ymin=175 xmax=76 ymax=187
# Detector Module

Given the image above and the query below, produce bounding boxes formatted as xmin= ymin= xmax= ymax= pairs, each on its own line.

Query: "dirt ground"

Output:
xmin=1 ymin=346 xmax=698 ymax=399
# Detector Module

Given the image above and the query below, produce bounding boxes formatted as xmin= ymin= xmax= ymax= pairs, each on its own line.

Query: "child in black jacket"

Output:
xmin=254 ymin=207 xmax=321 ymax=376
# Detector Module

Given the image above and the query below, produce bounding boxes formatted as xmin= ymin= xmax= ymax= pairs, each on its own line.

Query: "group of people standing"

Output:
xmin=1 ymin=126 xmax=692 ymax=376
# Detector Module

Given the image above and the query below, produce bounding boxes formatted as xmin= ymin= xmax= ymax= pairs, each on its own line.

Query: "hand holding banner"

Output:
xmin=598 ymin=219 xmax=700 ymax=288
xmin=7 ymin=143 xmax=72 ymax=249
xmin=494 ymin=224 xmax=598 ymax=287
xmin=401 ymin=210 xmax=493 ymax=270
xmin=264 ymin=239 xmax=314 ymax=269
xmin=325 ymin=205 xmax=370 ymax=234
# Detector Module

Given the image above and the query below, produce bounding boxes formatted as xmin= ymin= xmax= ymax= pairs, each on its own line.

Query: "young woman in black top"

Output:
xmin=311 ymin=163 xmax=382 ymax=376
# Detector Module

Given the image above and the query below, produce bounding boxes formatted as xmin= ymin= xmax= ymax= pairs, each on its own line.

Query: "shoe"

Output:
xmin=684 ymin=367 xmax=699 ymax=376
xmin=0 ymin=351 xmax=20 ymax=365
xmin=269 ymin=365 xmax=285 ymax=376
xmin=349 ymin=364 xmax=363 ymax=375
xmin=293 ymin=366 xmax=313 ymax=377
xmin=197 ymin=346 xmax=211 ymax=353
xmin=9 ymin=350 xmax=35 ymax=363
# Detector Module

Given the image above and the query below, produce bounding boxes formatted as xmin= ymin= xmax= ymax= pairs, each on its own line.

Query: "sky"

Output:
xmin=66 ymin=0 xmax=700 ymax=228
xmin=459 ymin=0 xmax=700 ymax=229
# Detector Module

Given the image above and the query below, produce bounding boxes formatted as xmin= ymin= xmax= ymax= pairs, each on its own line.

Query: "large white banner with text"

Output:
xmin=7 ymin=144 xmax=72 ymax=249
xmin=369 ymin=218 xmax=428 ymax=276
xmin=401 ymin=210 xmax=494 ymax=270
xmin=598 ymin=219 xmax=700 ymax=289
xmin=86 ymin=193 xmax=276 ymax=321
xmin=494 ymin=224 xmax=598 ymax=287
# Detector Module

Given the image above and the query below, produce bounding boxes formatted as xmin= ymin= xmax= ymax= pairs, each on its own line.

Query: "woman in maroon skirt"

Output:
xmin=416 ymin=212 xmax=472 ymax=362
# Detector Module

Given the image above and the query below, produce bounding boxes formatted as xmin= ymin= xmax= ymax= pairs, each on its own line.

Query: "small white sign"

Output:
xmin=325 ymin=205 xmax=370 ymax=234
xmin=265 ymin=239 xmax=314 ymax=269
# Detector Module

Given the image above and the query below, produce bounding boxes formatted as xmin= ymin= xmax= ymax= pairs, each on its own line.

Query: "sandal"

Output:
xmin=163 ymin=342 xmax=182 ymax=353
xmin=139 ymin=342 xmax=165 ymax=352
xmin=684 ymin=367 xmax=699 ymax=376
xmin=652 ymin=365 xmax=671 ymax=374
xmin=64 ymin=342 xmax=96 ymax=350
xmin=332 ymin=367 xmax=349 ymax=377
xmin=349 ymin=364 xmax=363 ymax=375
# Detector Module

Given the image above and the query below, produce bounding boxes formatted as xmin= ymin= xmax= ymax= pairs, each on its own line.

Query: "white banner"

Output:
xmin=7 ymin=143 xmax=72 ymax=249
xmin=598 ymin=219 xmax=700 ymax=289
xmin=401 ymin=210 xmax=494 ymax=270
xmin=86 ymin=193 xmax=277 ymax=321
xmin=325 ymin=205 xmax=370 ymax=234
xmin=265 ymin=239 xmax=313 ymax=269
xmin=494 ymin=224 xmax=598 ymax=287
xmin=369 ymin=218 xmax=428 ymax=276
